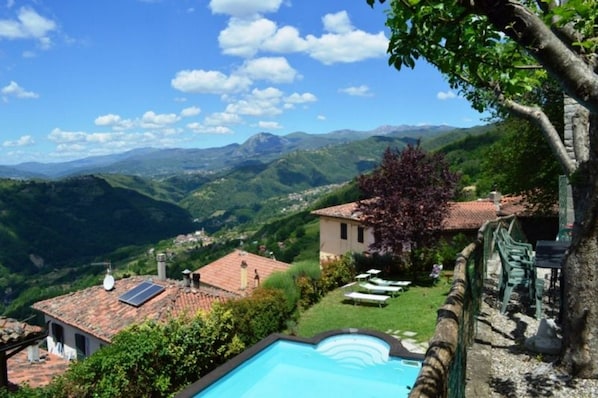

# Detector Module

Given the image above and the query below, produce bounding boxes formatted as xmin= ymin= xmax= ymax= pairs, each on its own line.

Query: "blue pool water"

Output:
xmin=194 ymin=334 xmax=422 ymax=397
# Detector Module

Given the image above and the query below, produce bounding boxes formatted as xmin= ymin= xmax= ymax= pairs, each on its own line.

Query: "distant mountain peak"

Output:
xmin=236 ymin=133 xmax=289 ymax=156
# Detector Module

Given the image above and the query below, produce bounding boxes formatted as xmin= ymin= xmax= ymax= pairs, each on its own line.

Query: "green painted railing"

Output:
xmin=408 ymin=216 xmax=523 ymax=397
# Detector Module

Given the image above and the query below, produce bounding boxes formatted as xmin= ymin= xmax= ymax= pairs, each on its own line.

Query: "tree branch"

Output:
xmin=497 ymin=92 xmax=577 ymax=174
xmin=467 ymin=0 xmax=598 ymax=114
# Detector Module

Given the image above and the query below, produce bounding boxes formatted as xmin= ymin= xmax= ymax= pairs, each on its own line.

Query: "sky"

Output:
xmin=0 ymin=0 xmax=488 ymax=165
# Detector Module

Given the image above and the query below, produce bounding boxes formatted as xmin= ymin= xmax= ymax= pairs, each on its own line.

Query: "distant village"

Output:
xmin=172 ymin=228 xmax=214 ymax=247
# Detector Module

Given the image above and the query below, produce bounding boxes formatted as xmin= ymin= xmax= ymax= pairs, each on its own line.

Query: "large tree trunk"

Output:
xmin=562 ymin=115 xmax=598 ymax=378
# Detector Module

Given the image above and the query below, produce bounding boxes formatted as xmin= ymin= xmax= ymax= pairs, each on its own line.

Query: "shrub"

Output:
xmin=40 ymin=310 xmax=245 ymax=398
xmin=261 ymin=271 xmax=300 ymax=313
xmin=320 ymin=253 xmax=355 ymax=292
xmin=221 ymin=287 xmax=290 ymax=346
xmin=288 ymin=261 xmax=322 ymax=309
xmin=436 ymin=234 xmax=470 ymax=270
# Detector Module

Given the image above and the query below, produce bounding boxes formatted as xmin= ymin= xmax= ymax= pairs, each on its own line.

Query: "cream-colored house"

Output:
xmin=311 ymin=202 xmax=375 ymax=262
xmin=311 ymin=195 xmax=528 ymax=262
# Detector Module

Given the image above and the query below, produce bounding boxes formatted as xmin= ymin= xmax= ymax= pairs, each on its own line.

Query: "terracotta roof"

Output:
xmin=311 ymin=196 xmax=527 ymax=232
xmin=196 ymin=250 xmax=291 ymax=296
xmin=0 ymin=317 xmax=45 ymax=350
xmin=32 ymin=276 xmax=232 ymax=343
xmin=7 ymin=349 xmax=70 ymax=389
xmin=311 ymin=202 xmax=361 ymax=220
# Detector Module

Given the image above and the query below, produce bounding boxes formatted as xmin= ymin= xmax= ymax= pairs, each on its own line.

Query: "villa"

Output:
xmin=311 ymin=193 xmax=529 ymax=262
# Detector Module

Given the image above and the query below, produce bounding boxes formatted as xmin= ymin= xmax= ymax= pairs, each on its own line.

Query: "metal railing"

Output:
xmin=409 ymin=216 xmax=520 ymax=397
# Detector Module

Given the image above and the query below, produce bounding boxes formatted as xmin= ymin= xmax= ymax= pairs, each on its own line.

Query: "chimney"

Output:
xmin=192 ymin=273 xmax=201 ymax=289
xmin=157 ymin=253 xmax=167 ymax=280
xmin=240 ymin=260 xmax=248 ymax=290
xmin=488 ymin=188 xmax=501 ymax=211
xmin=182 ymin=269 xmax=191 ymax=287
xmin=254 ymin=269 xmax=260 ymax=288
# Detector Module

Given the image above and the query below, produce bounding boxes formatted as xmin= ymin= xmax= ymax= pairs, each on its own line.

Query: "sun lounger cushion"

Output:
xmin=344 ymin=292 xmax=390 ymax=307
xmin=359 ymin=282 xmax=402 ymax=296
xmin=370 ymin=277 xmax=412 ymax=288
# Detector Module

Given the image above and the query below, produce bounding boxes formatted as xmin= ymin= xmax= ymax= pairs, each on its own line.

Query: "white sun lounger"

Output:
xmin=344 ymin=291 xmax=390 ymax=307
xmin=370 ymin=277 xmax=412 ymax=289
xmin=359 ymin=282 xmax=403 ymax=297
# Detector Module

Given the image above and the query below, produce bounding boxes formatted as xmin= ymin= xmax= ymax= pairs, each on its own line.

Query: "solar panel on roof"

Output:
xmin=119 ymin=281 xmax=165 ymax=307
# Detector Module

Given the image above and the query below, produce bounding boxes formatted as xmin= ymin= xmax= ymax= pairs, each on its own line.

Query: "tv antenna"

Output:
xmin=93 ymin=262 xmax=115 ymax=291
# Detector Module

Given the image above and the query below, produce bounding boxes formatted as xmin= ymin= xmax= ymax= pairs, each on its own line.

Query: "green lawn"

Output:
xmin=295 ymin=281 xmax=451 ymax=344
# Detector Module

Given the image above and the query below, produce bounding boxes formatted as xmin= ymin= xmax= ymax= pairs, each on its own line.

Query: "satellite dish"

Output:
xmin=103 ymin=274 xmax=115 ymax=291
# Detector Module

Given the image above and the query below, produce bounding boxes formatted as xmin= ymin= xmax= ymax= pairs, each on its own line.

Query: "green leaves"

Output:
xmin=366 ymin=0 xmax=591 ymax=115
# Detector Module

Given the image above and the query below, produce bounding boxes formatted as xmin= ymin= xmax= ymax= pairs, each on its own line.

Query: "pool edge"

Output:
xmin=175 ymin=328 xmax=425 ymax=398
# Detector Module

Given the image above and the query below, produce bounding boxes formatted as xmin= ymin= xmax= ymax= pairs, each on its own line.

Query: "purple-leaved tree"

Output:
xmin=357 ymin=144 xmax=459 ymax=269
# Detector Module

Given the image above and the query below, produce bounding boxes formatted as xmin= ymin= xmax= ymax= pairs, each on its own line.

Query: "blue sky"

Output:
xmin=0 ymin=0 xmax=487 ymax=165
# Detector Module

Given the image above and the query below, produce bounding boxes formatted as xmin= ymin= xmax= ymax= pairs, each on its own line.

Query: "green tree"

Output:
xmin=44 ymin=309 xmax=244 ymax=398
xmin=482 ymin=81 xmax=564 ymax=212
xmin=367 ymin=0 xmax=598 ymax=377
xmin=357 ymin=145 xmax=458 ymax=268
xmin=482 ymin=116 xmax=562 ymax=213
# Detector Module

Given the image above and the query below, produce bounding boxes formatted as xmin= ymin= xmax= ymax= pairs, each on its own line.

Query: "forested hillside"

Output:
xmin=0 ymin=124 xmax=501 ymax=320
xmin=0 ymin=175 xmax=195 ymax=273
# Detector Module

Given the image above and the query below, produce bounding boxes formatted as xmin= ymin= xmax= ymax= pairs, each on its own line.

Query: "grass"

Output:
xmin=295 ymin=280 xmax=451 ymax=344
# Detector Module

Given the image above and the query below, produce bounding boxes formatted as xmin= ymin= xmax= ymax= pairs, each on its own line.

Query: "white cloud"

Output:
xmin=171 ymin=69 xmax=251 ymax=94
xmin=284 ymin=92 xmax=317 ymax=104
xmin=47 ymin=127 xmax=187 ymax=158
xmin=305 ymin=29 xmax=388 ymax=65
xmin=141 ymin=111 xmax=180 ymax=128
xmin=209 ymin=0 xmax=283 ymax=18
xmin=437 ymin=90 xmax=458 ymax=100
xmin=322 ymin=11 xmax=353 ymax=34
xmin=261 ymin=25 xmax=307 ymax=53
xmin=215 ymin=12 xmax=386 ymax=65
xmin=240 ymin=57 xmax=298 ymax=83
xmin=204 ymin=111 xmax=243 ymax=126
xmin=218 ymin=17 xmax=277 ymax=58
xmin=258 ymin=120 xmax=282 ymax=129
xmin=3 ymin=135 xmax=35 ymax=147
xmin=180 ymin=106 xmax=201 ymax=117
xmin=339 ymin=85 xmax=372 ymax=97
xmin=0 ymin=7 xmax=57 ymax=47
xmin=95 ymin=113 xmax=122 ymax=126
xmin=317 ymin=115 xmax=326 ymax=121
xmin=94 ymin=113 xmax=135 ymax=131
xmin=225 ymin=87 xmax=283 ymax=117
xmin=48 ymin=128 xmax=88 ymax=143
xmin=1 ymin=81 xmax=39 ymax=100
xmin=86 ymin=132 xmax=121 ymax=144
xmin=187 ymin=122 xmax=234 ymax=135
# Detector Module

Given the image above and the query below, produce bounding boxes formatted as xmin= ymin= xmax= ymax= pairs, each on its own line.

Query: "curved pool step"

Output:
xmin=316 ymin=335 xmax=389 ymax=368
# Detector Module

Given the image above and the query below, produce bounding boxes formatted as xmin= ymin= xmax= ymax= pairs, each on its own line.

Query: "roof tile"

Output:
xmin=311 ymin=196 xmax=528 ymax=231
xmin=196 ymin=250 xmax=291 ymax=295
xmin=32 ymin=276 xmax=231 ymax=343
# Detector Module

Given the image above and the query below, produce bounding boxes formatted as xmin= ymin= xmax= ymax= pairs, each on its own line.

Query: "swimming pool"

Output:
xmin=177 ymin=329 xmax=424 ymax=398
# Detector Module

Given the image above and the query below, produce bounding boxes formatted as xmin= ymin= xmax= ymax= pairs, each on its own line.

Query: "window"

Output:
xmin=75 ymin=333 xmax=88 ymax=360
xmin=52 ymin=322 xmax=64 ymax=344
xmin=340 ymin=223 xmax=348 ymax=240
xmin=357 ymin=227 xmax=364 ymax=243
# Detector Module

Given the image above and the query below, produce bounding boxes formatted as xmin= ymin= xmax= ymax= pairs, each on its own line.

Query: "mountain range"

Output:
xmin=0 ymin=123 xmax=498 ymax=319
xmin=0 ymin=125 xmax=458 ymax=179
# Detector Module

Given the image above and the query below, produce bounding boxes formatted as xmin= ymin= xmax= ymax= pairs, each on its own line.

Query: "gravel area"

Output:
xmin=465 ymin=271 xmax=598 ymax=398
